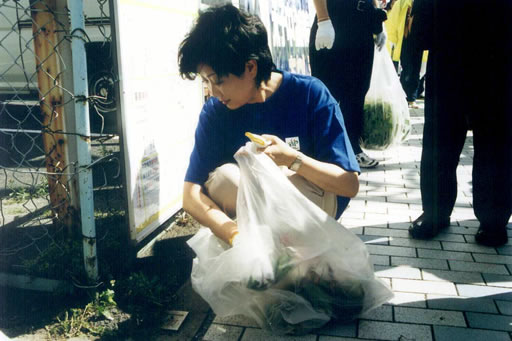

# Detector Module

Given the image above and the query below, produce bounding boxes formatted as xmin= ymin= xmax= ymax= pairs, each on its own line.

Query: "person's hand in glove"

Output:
xmin=315 ymin=19 xmax=335 ymax=50
xmin=374 ymin=28 xmax=387 ymax=51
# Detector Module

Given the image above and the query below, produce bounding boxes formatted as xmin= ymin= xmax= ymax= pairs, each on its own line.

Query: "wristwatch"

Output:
xmin=289 ymin=152 xmax=303 ymax=172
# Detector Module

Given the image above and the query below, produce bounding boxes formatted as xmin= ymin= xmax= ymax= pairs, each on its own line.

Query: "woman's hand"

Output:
xmin=260 ymin=134 xmax=297 ymax=168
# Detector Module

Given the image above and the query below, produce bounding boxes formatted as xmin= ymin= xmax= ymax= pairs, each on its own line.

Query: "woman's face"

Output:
xmin=198 ymin=62 xmax=258 ymax=110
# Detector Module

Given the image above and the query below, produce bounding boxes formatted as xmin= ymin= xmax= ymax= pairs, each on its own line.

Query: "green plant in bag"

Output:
xmin=361 ymin=101 xmax=398 ymax=150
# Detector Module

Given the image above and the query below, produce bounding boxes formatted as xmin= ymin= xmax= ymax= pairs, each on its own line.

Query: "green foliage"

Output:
xmin=45 ymin=286 xmax=118 ymax=339
xmin=7 ymin=177 xmax=49 ymax=203
xmin=21 ymin=236 xmax=85 ymax=279
xmin=114 ymin=270 xmax=179 ymax=324
xmin=361 ymin=101 xmax=397 ymax=150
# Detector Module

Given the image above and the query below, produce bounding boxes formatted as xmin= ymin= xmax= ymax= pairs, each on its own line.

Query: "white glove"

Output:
xmin=315 ymin=19 xmax=335 ymax=50
xmin=374 ymin=29 xmax=387 ymax=51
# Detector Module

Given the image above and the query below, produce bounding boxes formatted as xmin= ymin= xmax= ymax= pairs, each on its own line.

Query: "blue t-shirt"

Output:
xmin=185 ymin=70 xmax=360 ymax=218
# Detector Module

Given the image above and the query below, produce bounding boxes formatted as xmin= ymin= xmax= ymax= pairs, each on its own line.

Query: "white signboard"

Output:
xmin=113 ymin=0 xmax=202 ymax=242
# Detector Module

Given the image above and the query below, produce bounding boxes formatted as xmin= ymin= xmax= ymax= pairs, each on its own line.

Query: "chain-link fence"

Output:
xmin=0 ymin=0 xmax=126 ymax=286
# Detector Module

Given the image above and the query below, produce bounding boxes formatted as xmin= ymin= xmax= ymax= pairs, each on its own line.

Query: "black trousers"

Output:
xmin=400 ymin=37 xmax=423 ymax=102
xmin=420 ymin=54 xmax=512 ymax=230
xmin=309 ymin=46 xmax=374 ymax=155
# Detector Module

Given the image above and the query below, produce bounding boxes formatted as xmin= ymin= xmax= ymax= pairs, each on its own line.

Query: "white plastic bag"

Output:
xmin=361 ymin=46 xmax=411 ymax=150
xmin=187 ymin=142 xmax=393 ymax=335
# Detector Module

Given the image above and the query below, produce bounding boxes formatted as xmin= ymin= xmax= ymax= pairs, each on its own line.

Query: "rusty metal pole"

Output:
xmin=30 ymin=0 xmax=75 ymax=229
xmin=31 ymin=0 xmax=98 ymax=282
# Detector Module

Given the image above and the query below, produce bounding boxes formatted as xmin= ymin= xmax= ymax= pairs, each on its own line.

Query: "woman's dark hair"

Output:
xmin=178 ymin=4 xmax=274 ymax=87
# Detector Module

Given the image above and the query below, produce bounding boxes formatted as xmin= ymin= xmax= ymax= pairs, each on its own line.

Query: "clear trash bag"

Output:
xmin=361 ymin=46 xmax=411 ymax=150
xmin=187 ymin=142 xmax=393 ymax=335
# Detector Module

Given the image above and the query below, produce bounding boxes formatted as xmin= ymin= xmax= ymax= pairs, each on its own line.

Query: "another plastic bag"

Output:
xmin=187 ymin=143 xmax=393 ymax=335
xmin=361 ymin=46 xmax=411 ymax=150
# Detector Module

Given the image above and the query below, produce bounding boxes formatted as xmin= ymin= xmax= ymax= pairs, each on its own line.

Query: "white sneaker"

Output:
xmin=356 ymin=152 xmax=379 ymax=168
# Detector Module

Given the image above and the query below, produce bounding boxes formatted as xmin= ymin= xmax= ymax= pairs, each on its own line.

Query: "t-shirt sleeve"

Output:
xmin=184 ymin=100 xmax=222 ymax=185
xmin=309 ymin=78 xmax=361 ymax=173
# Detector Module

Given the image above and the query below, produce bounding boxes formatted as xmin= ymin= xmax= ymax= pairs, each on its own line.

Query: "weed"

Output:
xmin=45 ymin=286 xmax=118 ymax=339
xmin=6 ymin=177 xmax=49 ymax=203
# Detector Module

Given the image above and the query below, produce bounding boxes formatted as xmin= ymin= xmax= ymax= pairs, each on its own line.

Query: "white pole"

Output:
xmin=68 ymin=0 xmax=98 ymax=282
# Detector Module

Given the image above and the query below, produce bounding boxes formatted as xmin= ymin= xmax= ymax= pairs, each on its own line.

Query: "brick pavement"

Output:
xmin=178 ymin=104 xmax=512 ymax=341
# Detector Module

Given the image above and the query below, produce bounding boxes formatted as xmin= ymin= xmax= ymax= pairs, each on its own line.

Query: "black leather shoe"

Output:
xmin=409 ymin=214 xmax=450 ymax=239
xmin=475 ymin=227 xmax=508 ymax=247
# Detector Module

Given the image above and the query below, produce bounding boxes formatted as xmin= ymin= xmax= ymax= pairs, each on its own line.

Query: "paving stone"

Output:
xmin=316 ymin=320 xmax=357 ymax=338
xmin=432 ymin=233 xmax=466 ymax=243
xmin=358 ymin=320 xmax=432 ymax=341
xmin=385 ymin=203 xmax=410 ymax=213
xmin=473 ymin=253 xmax=512 ymax=265
xmin=496 ymin=300 xmax=512 ymax=315
xmin=388 ymin=292 xmax=426 ymax=307
xmin=359 ymin=305 xmax=393 ymax=321
xmin=341 ymin=210 xmax=365 ymax=219
xmin=441 ymin=241 xmax=497 ymax=254
xmin=456 ymin=284 xmax=512 ymax=300
xmin=496 ymin=245 xmax=512 ymax=255
xmin=483 ymin=274 xmax=512 ymax=288
xmin=359 ymin=234 xmax=389 ymax=245
xmin=426 ymin=294 xmax=498 ymax=313
xmin=370 ymin=254 xmax=390 ymax=266
xmin=364 ymin=212 xmax=391 ymax=223
xmin=203 ymin=323 xmax=244 ymax=341
xmin=374 ymin=265 xmax=422 ymax=280
xmin=394 ymin=306 xmax=466 ymax=327
xmin=418 ymin=249 xmax=473 ymax=261
xmin=390 ymin=237 xmax=442 ymax=250
xmin=449 ymin=260 xmax=509 ymax=274
xmin=364 ymin=222 xmax=389 ymax=229
xmin=466 ymin=312 xmax=512 ymax=332
xmin=421 ymin=269 xmax=484 ymax=284
xmin=318 ymin=337 xmax=359 ymax=341
xmin=381 ymin=277 xmax=392 ymax=287
xmin=367 ymin=245 xmax=416 ymax=257
xmin=364 ymin=202 xmax=388 ymax=214
xmin=408 ymin=203 xmax=423 ymax=214
xmin=433 ymin=325 xmax=511 ymax=341
xmin=357 ymin=195 xmax=386 ymax=203
xmin=392 ymin=256 xmax=449 ymax=270
xmin=339 ymin=223 xmax=363 ymax=234
xmin=445 ymin=225 xmax=479 ymax=235
xmin=386 ymin=214 xmax=413 ymax=224
xmin=240 ymin=328 xmax=316 ymax=341
xmin=388 ymin=221 xmax=415 ymax=230
xmin=392 ymin=279 xmax=457 ymax=295
xmin=450 ymin=207 xmax=475 ymax=220
xmin=364 ymin=227 xmax=410 ymax=238
xmin=213 ymin=314 xmax=259 ymax=328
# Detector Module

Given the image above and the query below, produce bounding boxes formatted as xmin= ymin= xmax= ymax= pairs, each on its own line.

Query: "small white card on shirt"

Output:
xmin=286 ymin=136 xmax=300 ymax=150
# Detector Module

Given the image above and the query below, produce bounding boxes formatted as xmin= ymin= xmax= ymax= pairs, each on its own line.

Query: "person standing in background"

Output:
xmin=384 ymin=0 xmax=409 ymax=72
xmin=309 ymin=0 xmax=387 ymax=169
xmin=385 ymin=0 xmax=425 ymax=108
xmin=408 ymin=0 xmax=512 ymax=246
xmin=398 ymin=0 xmax=422 ymax=108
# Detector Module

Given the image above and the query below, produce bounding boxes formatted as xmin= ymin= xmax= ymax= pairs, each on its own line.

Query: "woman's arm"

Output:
xmin=182 ymin=181 xmax=238 ymax=244
xmin=313 ymin=0 xmax=330 ymax=21
xmin=261 ymin=135 xmax=359 ymax=198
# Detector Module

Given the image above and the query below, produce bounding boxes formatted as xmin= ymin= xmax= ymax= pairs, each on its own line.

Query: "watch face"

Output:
xmin=290 ymin=153 xmax=303 ymax=171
